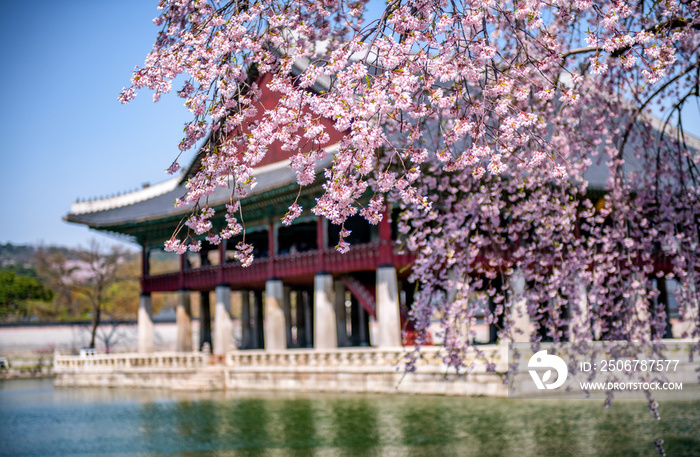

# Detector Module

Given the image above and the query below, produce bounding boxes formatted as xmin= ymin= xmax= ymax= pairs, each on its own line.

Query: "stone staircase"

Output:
xmin=341 ymin=275 xmax=376 ymax=317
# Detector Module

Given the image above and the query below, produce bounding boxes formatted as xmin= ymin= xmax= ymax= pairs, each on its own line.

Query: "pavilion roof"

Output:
xmin=65 ymin=150 xmax=336 ymax=245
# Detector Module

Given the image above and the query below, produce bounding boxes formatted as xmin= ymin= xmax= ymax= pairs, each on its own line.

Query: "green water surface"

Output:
xmin=0 ymin=379 xmax=698 ymax=456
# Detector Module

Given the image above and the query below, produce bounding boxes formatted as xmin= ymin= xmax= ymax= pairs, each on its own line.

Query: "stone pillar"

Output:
xmin=629 ymin=273 xmax=651 ymax=342
xmin=357 ymin=298 xmax=370 ymax=346
xmin=295 ymin=290 xmax=306 ymax=348
xmin=176 ymin=290 xmax=193 ymax=352
xmin=254 ymin=290 xmax=265 ymax=349
xmin=137 ymin=293 xmax=154 ymax=353
xmin=655 ymin=278 xmax=673 ymax=339
xmin=314 ymin=274 xmax=337 ymax=349
xmin=488 ymin=277 xmax=505 ymax=343
xmin=570 ymin=282 xmax=591 ymax=342
xmin=217 ymin=243 xmax=226 ymax=284
xmin=283 ymin=286 xmax=293 ymax=348
xmin=673 ymin=278 xmax=698 ymax=338
xmin=265 ymin=279 xmax=287 ymax=350
xmin=350 ymin=296 xmax=360 ymax=346
xmin=509 ymin=271 xmax=531 ymax=343
xmin=240 ymin=290 xmax=252 ymax=349
xmin=334 ymin=280 xmax=349 ymax=347
xmin=199 ymin=291 xmax=212 ymax=351
xmin=303 ymin=290 xmax=313 ymax=348
xmin=375 ymin=266 xmax=401 ymax=347
xmin=214 ymin=285 xmax=234 ymax=355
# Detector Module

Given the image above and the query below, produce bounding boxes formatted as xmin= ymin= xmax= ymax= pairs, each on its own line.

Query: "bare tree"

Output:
xmin=36 ymin=248 xmax=79 ymax=318
xmin=93 ymin=314 xmax=135 ymax=353
xmin=75 ymin=240 xmax=127 ymax=349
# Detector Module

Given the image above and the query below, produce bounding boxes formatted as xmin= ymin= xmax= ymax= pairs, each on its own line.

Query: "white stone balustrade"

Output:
xmin=52 ymin=346 xmax=510 ymax=396
xmin=224 ymin=346 xmax=508 ymax=374
xmin=53 ymin=352 xmax=206 ymax=373
xmin=222 ymin=346 xmax=508 ymax=396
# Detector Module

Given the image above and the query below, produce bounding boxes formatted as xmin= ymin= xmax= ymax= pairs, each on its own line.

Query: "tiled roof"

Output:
xmin=65 ymin=151 xmax=335 ymax=230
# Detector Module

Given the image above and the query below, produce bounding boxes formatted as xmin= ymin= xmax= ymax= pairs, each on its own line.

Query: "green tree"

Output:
xmin=0 ymin=270 xmax=53 ymax=321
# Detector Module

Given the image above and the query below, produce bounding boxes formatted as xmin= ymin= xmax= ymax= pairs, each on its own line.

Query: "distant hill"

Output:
xmin=0 ymin=244 xmax=78 ymax=270
xmin=0 ymin=243 xmax=138 ymax=273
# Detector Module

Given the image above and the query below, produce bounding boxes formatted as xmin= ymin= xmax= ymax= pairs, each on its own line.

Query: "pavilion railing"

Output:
xmin=52 ymin=345 xmax=507 ymax=374
xmin=143 ymin=241 xmax=415 ymax=292
xmin=53 ymin=352 xmax=206 ymax=372
xmin=224 ymin=345 xmax=508 ymax=374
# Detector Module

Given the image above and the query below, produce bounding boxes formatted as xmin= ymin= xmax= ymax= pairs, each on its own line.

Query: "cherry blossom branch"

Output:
xmin=120 ymin=1 xmax=700 ymax=402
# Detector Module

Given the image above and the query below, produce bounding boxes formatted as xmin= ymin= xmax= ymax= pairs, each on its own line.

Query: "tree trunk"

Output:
xmin=89 ymin=305 xmax=100 ymax=348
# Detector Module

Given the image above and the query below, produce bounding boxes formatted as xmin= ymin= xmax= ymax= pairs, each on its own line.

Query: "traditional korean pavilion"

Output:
xmin=66 ymin=58 xmax=697 ymax=354
xmin=65 ymin=71 xmax=417 ymax=356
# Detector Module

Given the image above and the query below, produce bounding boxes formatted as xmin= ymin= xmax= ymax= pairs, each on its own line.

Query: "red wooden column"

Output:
xmin=313 ymin=216 xmax=334 ymax=349
xmin=178 ymin=252 xmax=186 ymax=290
xmin=263 ymin=221 xmax=287 ymax=350
xmin=176 ymin=250 xmax=193 ymax=352
xmin=378 ymin=204 xmax=393 ymax=266
xmin=141 ymin=245 xmax=150 ymax=276
xmin=376 ymin=203 xmax=401 ymax=347
xmin=316 ymin=216 xmax=327 ymax=272
xmin=267 ymin=222 xmax=276 ymax=278
xmin=217 ymin=241 xmax=226 ymax=284
xmin=140 ymin=245 xmax=149 ymax=291
xmin=138 ymin=245 xmax=154 ymax=353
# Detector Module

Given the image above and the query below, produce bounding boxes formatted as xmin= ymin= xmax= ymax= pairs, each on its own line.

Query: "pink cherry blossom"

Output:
xmin=124 ymin=1 xmax=700 ymax=407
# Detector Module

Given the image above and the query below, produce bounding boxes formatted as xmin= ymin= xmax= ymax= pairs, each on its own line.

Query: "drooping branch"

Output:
xmin=618 ymin=60 xmax=700 ymax=156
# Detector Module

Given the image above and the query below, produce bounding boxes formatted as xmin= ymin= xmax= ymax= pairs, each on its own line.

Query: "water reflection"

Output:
xmin=1 ymin=380 xmax=699 ymax=456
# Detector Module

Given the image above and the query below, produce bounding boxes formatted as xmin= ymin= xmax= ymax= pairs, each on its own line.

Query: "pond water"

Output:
xmin=1 ymin=379 xmax=699 ymax=457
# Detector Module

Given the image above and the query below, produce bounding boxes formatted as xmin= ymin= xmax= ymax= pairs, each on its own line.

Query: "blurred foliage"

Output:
xmin=0 ymin=270 xmax=54 ymax=321
xmin=0 ymin=242 xmax=140 ymax=324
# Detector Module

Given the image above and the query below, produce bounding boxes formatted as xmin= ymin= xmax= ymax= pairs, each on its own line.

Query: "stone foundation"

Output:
xmin=53 ymin=346 xmax=509 ymax=396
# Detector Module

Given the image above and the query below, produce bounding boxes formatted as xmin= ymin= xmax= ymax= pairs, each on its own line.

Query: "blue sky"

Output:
xmin=0 ymin=1 xmax=196 ymax=251
xmin=0 ymin=1 xmax=697 ymax=251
